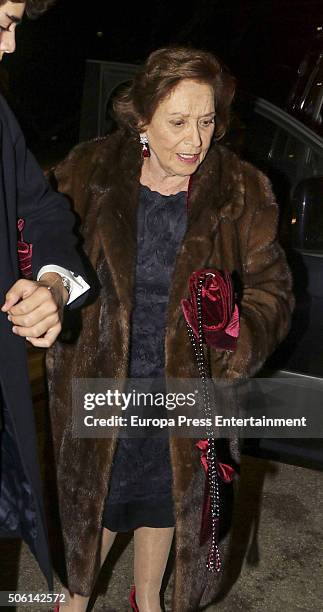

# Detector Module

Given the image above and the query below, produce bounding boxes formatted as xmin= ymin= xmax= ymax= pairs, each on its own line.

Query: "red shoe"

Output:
xmin=129 ymin=585 xmax=139 ymax=611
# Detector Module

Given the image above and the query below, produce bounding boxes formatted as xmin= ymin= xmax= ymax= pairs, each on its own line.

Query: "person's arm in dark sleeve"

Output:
xmin=13 ymin=120 xmax=89 ymax=301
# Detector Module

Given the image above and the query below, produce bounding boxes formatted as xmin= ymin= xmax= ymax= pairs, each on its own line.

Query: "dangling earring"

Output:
xmin=140 ymin=134 xmax=150 ymax=158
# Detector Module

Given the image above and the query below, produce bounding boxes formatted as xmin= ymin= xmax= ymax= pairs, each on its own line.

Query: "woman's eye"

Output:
xmin=170 ymin=120 xmax=184 ymax=127
xmin=200 ymin=118 xmax=215 ymax=127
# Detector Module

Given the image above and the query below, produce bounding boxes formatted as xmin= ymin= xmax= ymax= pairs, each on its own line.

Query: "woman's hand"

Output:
xmin=1 ymin=273 xmax=69 ymax=348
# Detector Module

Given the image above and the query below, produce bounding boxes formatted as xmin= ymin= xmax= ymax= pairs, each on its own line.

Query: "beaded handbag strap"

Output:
xmin=185 ymin=274 xmax=221 ymax=573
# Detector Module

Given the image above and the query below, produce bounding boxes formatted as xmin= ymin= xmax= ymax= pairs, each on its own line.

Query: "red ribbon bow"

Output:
xmin=196 ymin=439 xmax=235 ymax=483
xmin=196 ymin=439 xmax=235 ymax=546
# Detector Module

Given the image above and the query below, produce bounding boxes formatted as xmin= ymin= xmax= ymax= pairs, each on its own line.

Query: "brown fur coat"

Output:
xmin=46 ymin=131 xmax=294 ymax=610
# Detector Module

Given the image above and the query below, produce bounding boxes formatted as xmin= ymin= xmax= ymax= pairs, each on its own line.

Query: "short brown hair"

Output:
xmin=0 ymin=0 xmax=56 ymax=19
xmin=113 ymin=46 xmax=236 ymax=140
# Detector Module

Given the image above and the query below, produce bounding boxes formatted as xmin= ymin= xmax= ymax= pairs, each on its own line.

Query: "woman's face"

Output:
xmin=0 ymin=1 xmax=25 ymax=60
xmin=142 ymin=79 xmax=215 ymax=178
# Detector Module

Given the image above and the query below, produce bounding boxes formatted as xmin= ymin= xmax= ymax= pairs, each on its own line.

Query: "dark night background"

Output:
xmin=1 ymin=0 xmax=323 ymax=158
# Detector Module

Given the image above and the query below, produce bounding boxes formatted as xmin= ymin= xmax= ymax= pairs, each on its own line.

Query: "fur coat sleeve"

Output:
xmin=221 ymin=163 xmax=294 ymax=379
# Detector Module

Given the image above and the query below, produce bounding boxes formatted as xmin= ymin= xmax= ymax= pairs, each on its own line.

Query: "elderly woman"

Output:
xmin=47 ymin=47 xmax=294 ymax=611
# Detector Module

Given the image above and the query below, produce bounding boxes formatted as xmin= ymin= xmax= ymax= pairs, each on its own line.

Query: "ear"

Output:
xmin=137 ymin=117 xmax=149 ymax=136
xmin=138 ymin=126 xmax=148 ymax=138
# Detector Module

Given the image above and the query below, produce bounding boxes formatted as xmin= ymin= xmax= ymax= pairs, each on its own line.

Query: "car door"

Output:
xmin=225 ymin=94 xmax=323 ymax=468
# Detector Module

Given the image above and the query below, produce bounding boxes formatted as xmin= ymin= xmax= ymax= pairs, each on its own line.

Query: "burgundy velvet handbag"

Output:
xmin=181 ymin=268 xmax=240 ymax=351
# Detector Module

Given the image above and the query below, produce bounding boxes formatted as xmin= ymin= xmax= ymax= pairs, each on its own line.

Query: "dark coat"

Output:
xmin=47 ymin=130 xmax=294 ymax=610
xmin=0 ymin=94 xmax=87 ymax=589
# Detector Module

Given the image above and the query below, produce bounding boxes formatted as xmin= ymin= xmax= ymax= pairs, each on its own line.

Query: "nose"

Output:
xmin=0 ymin=30 xmax=16 ymax=55
xmin=186 ymin=122 xmax=202 ymax=148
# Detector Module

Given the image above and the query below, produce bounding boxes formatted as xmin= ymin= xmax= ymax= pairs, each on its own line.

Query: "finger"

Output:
xmin=2 ymin=280 xmax=38 ymax=312
xmin=9 ymin=285 xmax=54 ymax=316
xmin=26 ymin=323 xmax=62 ymax=348
xmin=8 ymin=300 xmax=58 ymax=328
xmin=12 ymin=313 xmax=60 ymax=339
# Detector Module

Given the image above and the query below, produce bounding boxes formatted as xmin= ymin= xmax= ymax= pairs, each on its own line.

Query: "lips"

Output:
xmin=177 ymin=153 xmax=200 ymax=164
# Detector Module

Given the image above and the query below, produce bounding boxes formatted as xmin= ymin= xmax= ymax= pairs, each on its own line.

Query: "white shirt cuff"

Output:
xmin=37 ymin=265 xmax=90 ymax=305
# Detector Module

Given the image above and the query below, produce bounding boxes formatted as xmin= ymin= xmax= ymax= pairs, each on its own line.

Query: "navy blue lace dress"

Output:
xmin=102 ymin=185 xmax=187 ymax=532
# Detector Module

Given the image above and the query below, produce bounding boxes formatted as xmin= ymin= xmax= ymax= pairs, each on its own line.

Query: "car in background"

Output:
xmin=79 ymin=61 xmax=323 ymax=469
xmin=223 ymin=93 xmax=323 ymax=469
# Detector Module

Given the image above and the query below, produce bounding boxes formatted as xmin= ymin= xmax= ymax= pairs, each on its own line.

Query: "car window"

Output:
xmin=225 ymin=95 xmax=323 ymax=186
xmin=268 ymin=126 xmax=323 ymax=181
